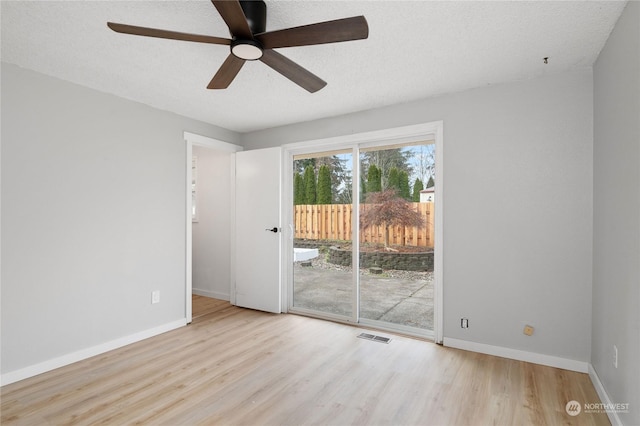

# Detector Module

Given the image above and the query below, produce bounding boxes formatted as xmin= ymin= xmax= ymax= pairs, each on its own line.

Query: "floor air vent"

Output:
xmin=357 ymin=333 xmax=391 ymax=344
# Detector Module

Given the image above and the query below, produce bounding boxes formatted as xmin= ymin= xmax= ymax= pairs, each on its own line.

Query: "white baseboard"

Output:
xmin=588 ymin=363 xmax=623 ymax=426
xmin=1 ymin=319 xmax=186 ymax=386
xmin=443 ymin=337 xmax=588 ymax=373
xmin=192 ymin=288 xmax=229 ymax=301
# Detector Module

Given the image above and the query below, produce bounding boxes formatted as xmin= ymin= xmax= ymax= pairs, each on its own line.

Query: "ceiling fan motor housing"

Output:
xmin=239 ymin=0 xmax=266 ymax=35
xmin=231 ymin=0 xmax=266 ymax=60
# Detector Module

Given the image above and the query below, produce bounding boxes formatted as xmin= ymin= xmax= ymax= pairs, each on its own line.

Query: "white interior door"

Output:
xmin=234 ymin=147 xmax=282 ymax=313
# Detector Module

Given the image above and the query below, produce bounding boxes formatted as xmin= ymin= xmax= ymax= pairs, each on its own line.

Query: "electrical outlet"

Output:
xmin=151 ymin=290 xmax=160 ymax=304
xmin=461 ymin=318 xmax=469 ymax=328
xmin=613 ymin=345 xmax=618 ymax=368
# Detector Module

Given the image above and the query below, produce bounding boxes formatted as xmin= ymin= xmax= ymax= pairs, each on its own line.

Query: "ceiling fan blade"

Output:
xmin=211 ymin=0 xmax=253 ymax=39
xmin=207 ymin=54 xmax=246 ymax=89
xmin=107 ymin=22 xmax=231 ymax=45
xmin=260 ymin=50 xmax=326 ymax=93
xmin=255 ymin=16 xmax=368 ymax=49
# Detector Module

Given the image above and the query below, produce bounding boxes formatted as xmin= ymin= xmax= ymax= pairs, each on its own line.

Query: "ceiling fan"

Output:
xmin=107 ymin=0 xmax=368 ymax=93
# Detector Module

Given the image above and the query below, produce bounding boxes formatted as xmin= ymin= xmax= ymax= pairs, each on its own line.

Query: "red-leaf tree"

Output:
xmin=360 ymin=189 xmax=425 ymax=247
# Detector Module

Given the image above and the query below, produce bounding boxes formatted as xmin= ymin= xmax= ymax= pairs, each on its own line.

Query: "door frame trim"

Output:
xmin=282 ymin=121 xmax=444 ymax=343
xmin=184 ymin=132 xmax=243 ymax=323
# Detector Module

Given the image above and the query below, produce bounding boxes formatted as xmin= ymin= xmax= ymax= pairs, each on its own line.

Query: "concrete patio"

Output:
xmin=293 ymin=259 xmax=434 ymax=330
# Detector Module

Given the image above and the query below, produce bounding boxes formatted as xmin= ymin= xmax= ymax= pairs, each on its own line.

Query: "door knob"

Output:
xmin=265 ymin=227 xmax=279 ymax=233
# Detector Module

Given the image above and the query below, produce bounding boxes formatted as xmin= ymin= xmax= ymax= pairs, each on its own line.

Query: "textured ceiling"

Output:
xmin=1 ymin=1 xmax=627 ymax=133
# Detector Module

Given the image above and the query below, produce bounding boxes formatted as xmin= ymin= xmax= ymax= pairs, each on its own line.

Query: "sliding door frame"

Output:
xmin=283 ymin=122 xmax=444 ymax=343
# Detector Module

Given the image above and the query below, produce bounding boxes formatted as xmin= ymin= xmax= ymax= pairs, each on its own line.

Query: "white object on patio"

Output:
xmin=294 ymin=248 xmax=319 ymax=262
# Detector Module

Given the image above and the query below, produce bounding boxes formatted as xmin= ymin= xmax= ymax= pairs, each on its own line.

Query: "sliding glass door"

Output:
xmin=358 ymin=143 xmax=435 ymax=332
xmin=291 ymin=150 xmax=355 ymax=320
xmin=290 ymin=139 xmax=437 ymax=337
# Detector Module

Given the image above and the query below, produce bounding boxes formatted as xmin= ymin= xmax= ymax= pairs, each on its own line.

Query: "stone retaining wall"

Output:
xmin=293 ymin=239 xmax=333 ymax=249
xmin=294 ymin=239 xmax=434 ymax=272
xmin=327 ymin=246 xmax=434 ymax=272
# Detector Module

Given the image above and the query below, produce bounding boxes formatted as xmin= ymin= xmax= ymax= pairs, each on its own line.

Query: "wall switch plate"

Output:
xmin=151 ymin=290 xmax=160 ymax=304
xmin=523 ymin=325 xmax=534 ymax=336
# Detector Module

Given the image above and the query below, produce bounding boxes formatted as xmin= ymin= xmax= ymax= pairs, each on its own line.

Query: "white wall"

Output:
xmin=242 ymin=70 xmax=594 ymax=365
xmin=1 ymin=63 xmax=237 ymax=379
xmin=592 ymin=2 xmax=640 ymax=425
xmin=192 ymin=146 xmax=232 ymax=300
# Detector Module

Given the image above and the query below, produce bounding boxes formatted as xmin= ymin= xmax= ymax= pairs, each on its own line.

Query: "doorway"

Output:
xmin=184 ymin=132 xmax=243 ymax=323
xmin=285 ymin=122 xmax=443 ymax=341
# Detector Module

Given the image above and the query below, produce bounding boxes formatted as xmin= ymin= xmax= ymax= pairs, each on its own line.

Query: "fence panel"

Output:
xmin=294 ymin=202 xmax=434 ymax=248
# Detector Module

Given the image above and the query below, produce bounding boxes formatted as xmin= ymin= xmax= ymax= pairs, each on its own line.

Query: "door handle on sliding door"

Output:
xmin=265 ymin=227 xmax=279 ymax=233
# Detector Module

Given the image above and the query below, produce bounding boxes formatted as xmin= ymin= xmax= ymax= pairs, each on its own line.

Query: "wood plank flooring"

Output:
xmin=192 ymin=294 xmax=228 ymax=320
xmin=1 ymin=296 xmax=609 ymax=425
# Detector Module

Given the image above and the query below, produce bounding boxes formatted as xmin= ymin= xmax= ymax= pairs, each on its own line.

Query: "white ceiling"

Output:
xmin=1 ymin=1 xmax=626 ymax=133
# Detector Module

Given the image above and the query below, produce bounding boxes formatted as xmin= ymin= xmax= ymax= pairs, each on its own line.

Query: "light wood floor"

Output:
xmin=2 ymin=296 xmax=608 ymax=425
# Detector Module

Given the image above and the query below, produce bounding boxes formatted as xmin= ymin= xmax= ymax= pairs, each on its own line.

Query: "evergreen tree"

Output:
xmin=387 ymin=167 xmax=400 ymax=193
xmin=361 ymin=148 xmax=413 ymax=188
xmin=360 ymin=175 xmax=367 ymax=203
xmin=366 ymin=164 xmax=382 ymax=193
xmin=294 ymin=173 xmax=305 ymax=205
xmin=303 ymin=165 xmax=317 ymax=204
xmin=295 ymin=158 xmax=316 ymax=175
xmin=399 ymin=170 xmax=411 ymax=200
xmin=412 ymin=178 xmax=424 ymax=202
xmin=294 ymin=155 xmax=349 ymax=202
xmin=427 ymin=176 xmax=435 ymax=188
xmin=317 ymin=165 xmax=332 ymax=204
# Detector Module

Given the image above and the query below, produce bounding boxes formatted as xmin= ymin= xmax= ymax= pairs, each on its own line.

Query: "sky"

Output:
xmin=335 ymin=143 xmax=435 ymax=188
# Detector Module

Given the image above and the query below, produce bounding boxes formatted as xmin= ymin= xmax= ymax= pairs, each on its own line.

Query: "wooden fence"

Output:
xmin=294 ymin=202 xmax=434 ymax=248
